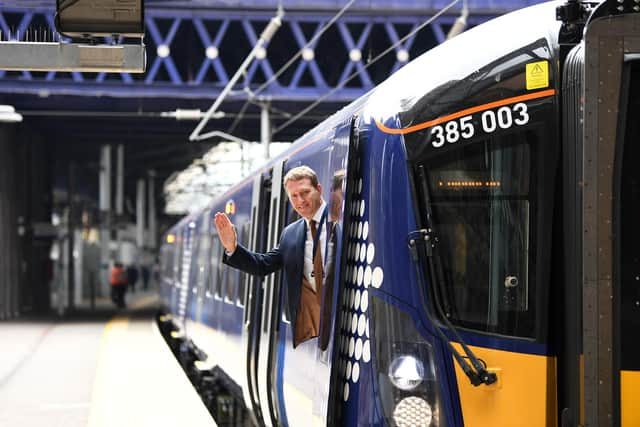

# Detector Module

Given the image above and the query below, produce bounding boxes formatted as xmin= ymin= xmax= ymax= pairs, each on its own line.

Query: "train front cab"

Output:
xmin=366 ymin=2 xmax=561 ymax=426
xmin=367 ymin=1 xmax=640 ymax=427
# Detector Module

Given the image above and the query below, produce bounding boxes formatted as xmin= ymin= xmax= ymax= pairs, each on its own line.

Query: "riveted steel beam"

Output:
xmin=0 ymin=6 xmax=494 ymax=102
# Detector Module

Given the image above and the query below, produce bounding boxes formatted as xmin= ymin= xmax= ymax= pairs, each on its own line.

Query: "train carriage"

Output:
xmin=158 ymin=1 xmax=640 ymax=426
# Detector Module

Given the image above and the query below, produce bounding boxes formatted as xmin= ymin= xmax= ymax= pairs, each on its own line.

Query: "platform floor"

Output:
xmin=0 ymin=291 xmax=215 ymax=427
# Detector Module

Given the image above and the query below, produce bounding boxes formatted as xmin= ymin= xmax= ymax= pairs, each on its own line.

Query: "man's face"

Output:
xmin=285 ymin=178 xmax=323 ymax=221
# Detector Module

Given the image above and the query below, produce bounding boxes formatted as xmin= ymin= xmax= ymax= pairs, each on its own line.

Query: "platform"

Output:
xmin=0 ymin=291 xmax=215 ymax=427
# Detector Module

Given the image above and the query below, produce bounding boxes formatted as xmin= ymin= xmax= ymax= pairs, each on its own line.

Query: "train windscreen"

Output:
xmin=417 ymin=131 xmax=544 ymax=338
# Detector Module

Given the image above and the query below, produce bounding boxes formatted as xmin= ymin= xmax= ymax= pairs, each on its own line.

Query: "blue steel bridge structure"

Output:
xmin=0 ymin=0 xmax=545 ymax=202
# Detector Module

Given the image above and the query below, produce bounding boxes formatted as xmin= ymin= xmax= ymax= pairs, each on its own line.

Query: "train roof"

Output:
xmin=366 ymin=0 xmax=562 ymax=122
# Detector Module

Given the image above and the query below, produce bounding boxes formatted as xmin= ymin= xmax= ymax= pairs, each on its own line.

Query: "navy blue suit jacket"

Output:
xmin=223 ymin=218 xmax=306 ymax=336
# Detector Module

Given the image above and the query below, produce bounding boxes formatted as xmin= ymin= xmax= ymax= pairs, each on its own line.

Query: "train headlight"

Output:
xmin=393 ymin=396 xmax=433 ymax=427
xmin=388 ymin=355 xmax=425 ymax=391
xmin=370 ymin=296 xmax=446 ymax=426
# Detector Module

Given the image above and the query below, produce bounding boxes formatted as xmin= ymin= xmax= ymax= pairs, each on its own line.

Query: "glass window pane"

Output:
xmin=420 ymin=132 xmax=537 ymax=336
xmin=210 ymin=237 xmax=222 ymax=297
xmin=236 ymin=222 xmax=251 ymax=306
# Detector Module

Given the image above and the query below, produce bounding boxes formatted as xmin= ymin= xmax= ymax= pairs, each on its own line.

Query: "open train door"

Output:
xmin=566 ymin=3 xmax=640 ymax=426
xmin=255 ymin=160 xmax=287 ymax=427
xmin=241 ymin=172 xmax=271 ymax=426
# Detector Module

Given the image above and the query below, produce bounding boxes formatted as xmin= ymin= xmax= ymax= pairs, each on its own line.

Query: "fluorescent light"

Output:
xmin=0 ymin=105 xmax=22 ymax=123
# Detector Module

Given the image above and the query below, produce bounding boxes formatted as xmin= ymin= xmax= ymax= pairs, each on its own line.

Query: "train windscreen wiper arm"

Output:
xmin=408 ymin=229 xmax=496 ymax=386
xmin=410 ymin=164 xmax=496 ymax=387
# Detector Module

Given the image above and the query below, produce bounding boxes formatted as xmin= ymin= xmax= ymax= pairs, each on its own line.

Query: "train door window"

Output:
xmin=223 ymin=220 xmax=246 ymax=304
xmin=262 ymin=174 xmax=286 ymax=334
xmin=223 ymin=263 xmax=234 ymax=304
xmin=236 ymin=222 xmax=251 ymax=307
xmin=416 ymin=127 xmax=551 ymax=338
xmin=207 ymin=231 xmax=221 ymax=298
xmin=196 ymin=212 xmax=211 ymax=291
xmin=159 ymin=245 xmax=166 ymax=276
xmin=174 ymin=231 xmax=184 ymax=285
xmin=209 ymin=234 xmax=223 ymax=299
xmin=167 ymin=246 xmax=174 ymax=278
xmin=161 ymin=243 xmax=174 ymax=279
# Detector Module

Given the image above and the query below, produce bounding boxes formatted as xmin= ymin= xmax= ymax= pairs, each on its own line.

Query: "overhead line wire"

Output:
xmin=273 ymin=0 xmax=461 ymax=136
xmin=227 ymin=0 xmax=357 ymax=135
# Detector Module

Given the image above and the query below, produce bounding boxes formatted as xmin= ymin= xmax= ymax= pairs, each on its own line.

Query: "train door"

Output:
xmin=277 ymin=120 xmax=354 ymax=427
xmin=584 ymin=9 xmax=640 ymax=427
xmin=193 ymin=210 xmax=211 ymax=324
xmin=256 ymin=160 xmax=286 ymax=427
xmin=312 ymin=120 xmax=352 ymax=425
xmin=562 ymin=6 xmax=640 ymax=426
xmin=242 ymin=173 xmax=270 ymax=425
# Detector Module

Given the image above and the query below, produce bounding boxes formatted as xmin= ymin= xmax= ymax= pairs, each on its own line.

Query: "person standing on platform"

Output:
xmin=126 ymin=264 xmax=139 ymax=292
xmin=110 ymin=262 xmax=128 ymax=308
xmin=141 ymin=264 xmax=150 ymax=290
xmin=214 ymin=166 xmax=329 ymax=348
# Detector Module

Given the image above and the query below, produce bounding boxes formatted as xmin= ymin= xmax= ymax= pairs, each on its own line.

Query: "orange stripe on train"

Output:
xmin=375 ymin=88 xmax=556 ymax=135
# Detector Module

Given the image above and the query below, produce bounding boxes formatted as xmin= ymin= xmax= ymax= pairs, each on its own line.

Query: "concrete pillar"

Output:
xmin=115 ymin=144 xmax=124 ymax=259
xmin=99 ymin=145 xmax=111 ymax=296
xmin=261 ymin=102 xmax=271 ymax=160
xmin=67 ymin=162 xmax=75 ymax=310
xmin=0 ymin=126 xmax=21 ymax=318
xmin=99 ymin=145 xmax=111 ymax=213
xmin=116 ymin=144 xmax=124 ymax=216
xmin=136 ymin=178 xmax=145 ymax=249
xmin=147 ymin=170 xmax=157 ymax=250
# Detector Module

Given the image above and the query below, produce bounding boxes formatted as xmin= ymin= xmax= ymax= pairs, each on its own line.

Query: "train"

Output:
xmin=157 ymin=1 xmax=640 ymax=425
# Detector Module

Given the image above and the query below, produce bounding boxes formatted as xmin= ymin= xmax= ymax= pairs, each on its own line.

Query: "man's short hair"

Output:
xmin=283 ymin=165 xmax=318 ymax=187
xmin=332 ymin=169 xmax=346 ymax=191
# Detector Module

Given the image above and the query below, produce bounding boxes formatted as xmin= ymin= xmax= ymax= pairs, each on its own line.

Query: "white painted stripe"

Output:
xmin=40 ymin=402 xmax=90 ymax=411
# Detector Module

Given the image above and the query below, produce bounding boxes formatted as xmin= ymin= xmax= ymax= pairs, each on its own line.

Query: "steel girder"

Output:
xmin=0 ymin=6 xmax=495 ymax=102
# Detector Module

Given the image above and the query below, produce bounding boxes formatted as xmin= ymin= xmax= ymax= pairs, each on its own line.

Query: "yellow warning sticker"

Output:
xmin=526 ymin=61 xmax=549 ymax=90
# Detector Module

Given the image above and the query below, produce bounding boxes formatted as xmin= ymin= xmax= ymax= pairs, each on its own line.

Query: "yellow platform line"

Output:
xmin=88 ymin=315 xmax=215 ymax=427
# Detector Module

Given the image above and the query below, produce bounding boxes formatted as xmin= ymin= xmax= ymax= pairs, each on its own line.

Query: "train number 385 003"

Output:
xmin=430 ymin=102 xmax=530 ymax=148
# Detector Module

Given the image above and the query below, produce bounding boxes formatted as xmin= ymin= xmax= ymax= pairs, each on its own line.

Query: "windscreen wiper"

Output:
xmin=409 ymin=165 xmax=497 ymax=387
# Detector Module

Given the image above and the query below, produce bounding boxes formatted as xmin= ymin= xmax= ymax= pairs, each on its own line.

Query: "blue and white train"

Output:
xmin=158 ymin=1 xmax=640 ymax=425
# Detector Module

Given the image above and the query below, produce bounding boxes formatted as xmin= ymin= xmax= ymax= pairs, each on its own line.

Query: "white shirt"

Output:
xmin=303 ymin=201 xmax=327 ymax=291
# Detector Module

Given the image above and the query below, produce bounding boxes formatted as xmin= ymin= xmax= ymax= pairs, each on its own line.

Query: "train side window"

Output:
xmin=196 ymin=232 xmax=210 ymax=290
xmin=174 ymin=231 xmax=184 ymax=285
xmin=162 ymin=244 xmax=174 ymax=279
xmin=236 ymin=222 xmax=250 ymax=307
xmin=214 ymin=238 xmax=224 ymax=299
xmin=167 ymin=246 xmax=174 ymax=278
xmin=223 ymin=263 xmax=234 ymax=304
xmin=416 ymin=127 xmax=552 ymax=338
xmin=209 ymin=234 xmax=223 ymax=299
xmin=196 ymin=213 xmax=211 ymax=291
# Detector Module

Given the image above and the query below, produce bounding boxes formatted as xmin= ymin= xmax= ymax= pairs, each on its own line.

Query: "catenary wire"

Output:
xmin=227 ymin=0 xmax=357 ymax=135
xmin=273 ymin=0 xmax=461 ymax=136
